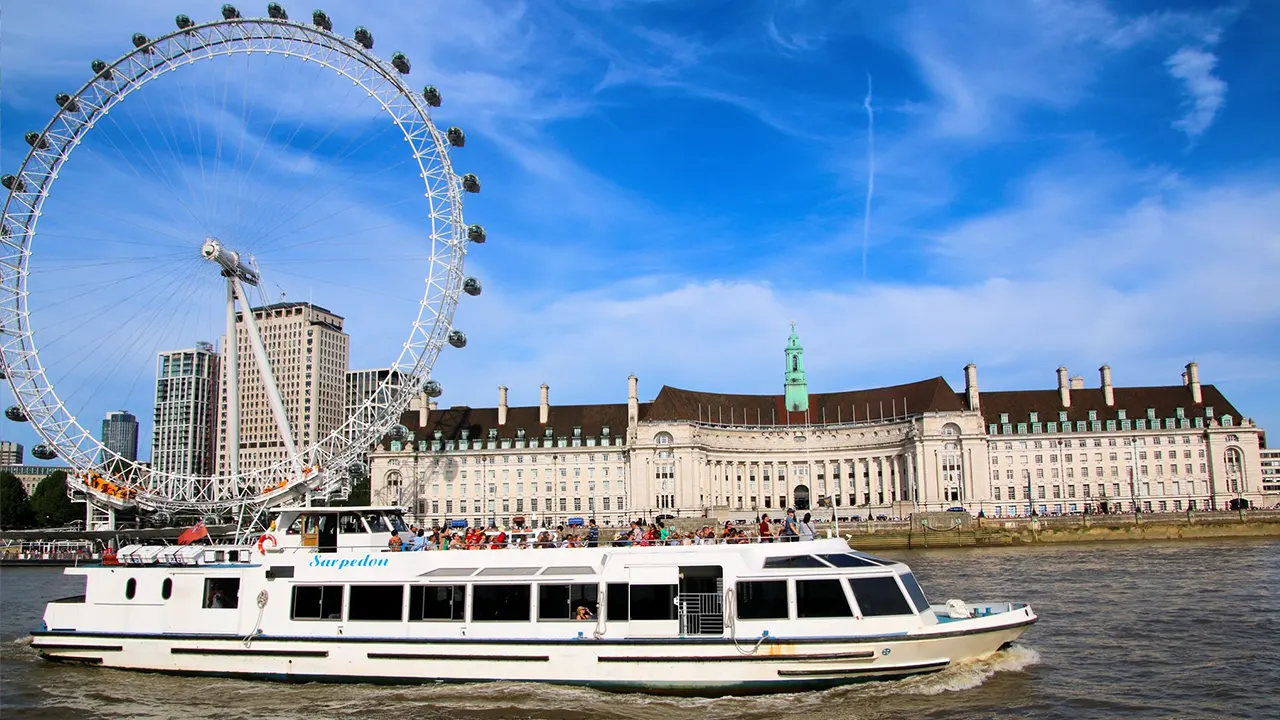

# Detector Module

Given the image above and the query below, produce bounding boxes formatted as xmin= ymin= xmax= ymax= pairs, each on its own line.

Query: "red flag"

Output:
xmin=177 ymin=521 xmax=209 ymax=546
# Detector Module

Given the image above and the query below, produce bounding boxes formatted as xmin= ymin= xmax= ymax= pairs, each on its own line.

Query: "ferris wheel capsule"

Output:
xmin=312 ymin=9 xmax=333 ymax=31
xmin=422 ymin=86 xmax=442 ymax=107
xmin=32 ymin=444 xmax=58 ymax=461
xmin=267 ymin=3 xmax=288 ymax=20
xmin=353 ymin=26 xmax=373 ymax=49
xmin=222 ymin=4 xmax=242 ymax=20
xmin=55 ymin=93 xmax=80 ymax=112
xmin=461 ymin=174 xmax=481 ymax=193
xmin=175 ymin=14 xmax=195 ymax=30
xmin=91 ymin=59 xmax=112 ymax=79
xmin=391 ymin=52 xmax=411 ymax=74
xmin=424 ymin=380 xmax=443 ymax=398
xmin=447 ymin=330 xmax=467 ymax=348
xmin=467 ymin=224 xmax=486 ymax=243
xmin=462 ymin=277 xmax=482 ymax=296
xmin=131 ymin=33 xmax=153 ymax=54
xmin=2 ymin=174 xmax=25 ymax=192
xmin=446 ymin=127 xmax=466 ymax=148
xmin=5 ymin=406 xmax=28 ymax=422
xmin=24 ymin=132 xmax=49 ymax=150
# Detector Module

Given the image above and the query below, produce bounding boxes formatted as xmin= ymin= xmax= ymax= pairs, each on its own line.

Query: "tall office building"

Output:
xmin=100 ymin=411 xmax=139 ymax=462
xmin=151 ymin=342 xmax=220 ymax=478
xmin=345 ymin=368 xmax=401 ymax=434
xmin=0 ymin=440 xmax=23 ymax=465
xmin=215 ymin=302 xmax=349 ymax=479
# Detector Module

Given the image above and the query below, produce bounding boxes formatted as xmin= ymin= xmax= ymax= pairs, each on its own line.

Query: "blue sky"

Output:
xmin=2 ymin=0 xmax=1278 ymax=465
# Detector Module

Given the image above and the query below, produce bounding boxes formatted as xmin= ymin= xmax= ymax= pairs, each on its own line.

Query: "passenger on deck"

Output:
xmin=388 ymin=531 xmax=403 ymax=552
xmin=758 ymin=514 xmax=773 ymax=542
xmin=412 ymin=529 xmax=426 ymax=551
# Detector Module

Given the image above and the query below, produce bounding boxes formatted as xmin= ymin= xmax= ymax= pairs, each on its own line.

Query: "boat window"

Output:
xmin=538 ymin=584 xmax=599 ymax=621
xmin=763 ymin=555 xmax=828 ymax=569
xmin=606 ymin=582 xmax=629 ymax=621
xmin=819 ymin=553 xmax=884 ymax=568
xmin=796 ymin=579 xmax=852 ymax=618
xmin=849 ymin=576 xmax=914 ymax=617
xmin=291 ymin=585 xmax=345 ymax=620
xmin=850 ymin=552 xmax=890 ymax=565
xmin=735 ymin=580 xmax=788 ymax=620
xmin=161 ymin=578 xmax=173 ymax=600
xmin=348 ymin=585 xmax=405 ymax=622
xmin=409 ymin=585 xmax=465 ymax=621
xmin=338 ymin=512 xmax=366 ymax=534
xmin=629 ymin=584 xmax=677 ymax=621
xmin=285 ymin=515 xmax=304 ymax=534
xmin=423 ymin=567 xmax=478 ymax=577
xmin=898 ymin=573 xmax=931 ymax=614
xmin=539 ymin=566 xmax=596 ymax=575
xmin=476 ymin=567 xmax=540 ymax=576
xmin=472 ymin=584 xmax=532 ymax=622
xmin=202 ymin=578 xmax=240 ymax=609
xmin=364 ymin=513 xmax=389 ymax=533
xmin=125 ymin=578 xmax=136 ymax=600
xmin=389 ymin=514 xmax=409 ymax=532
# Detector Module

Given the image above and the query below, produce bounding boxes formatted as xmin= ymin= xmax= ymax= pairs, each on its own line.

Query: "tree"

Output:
xmin=30 ymin=470 xmax=80 ymax=527
xmin=0 ymin=471 xmax=35 ymax=529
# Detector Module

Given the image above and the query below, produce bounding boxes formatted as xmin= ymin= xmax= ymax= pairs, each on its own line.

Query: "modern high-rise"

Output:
xmin=0 ymin=440 xmax=23 ymax=465
xmin=345 ymin=368 xmax=402 ymax=475
xmin=151 ymin=342 xmax=220 ymax=478
xmin=215 ymin=302 xmax=349 ymax=480
xmin=100 ymin=411 xmax=139 ymax=462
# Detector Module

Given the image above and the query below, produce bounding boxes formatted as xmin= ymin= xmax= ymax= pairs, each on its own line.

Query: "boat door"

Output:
xmin=625 ymin=565 xmax=680 ymax=638
xmin=678 ymin=565 xmax=724 ymax=636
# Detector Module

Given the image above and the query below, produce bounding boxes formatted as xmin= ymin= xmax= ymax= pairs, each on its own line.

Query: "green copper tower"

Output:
xmin=784 ymin=322 xmax=809 ymax=412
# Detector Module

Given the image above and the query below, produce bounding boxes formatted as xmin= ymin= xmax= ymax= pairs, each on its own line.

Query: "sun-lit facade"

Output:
xmin=369 ymin=329 xmax=1271 ymax=529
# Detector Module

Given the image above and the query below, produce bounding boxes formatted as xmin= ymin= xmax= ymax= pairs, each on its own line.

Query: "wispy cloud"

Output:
xmin=861 ymin=73 xmax=875 ymax=279
xmin=1166 ymin=47 xmax=1227 ymax=139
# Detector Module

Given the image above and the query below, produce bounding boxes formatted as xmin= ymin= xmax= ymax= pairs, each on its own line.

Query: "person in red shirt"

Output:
xmin=758 ymin=514 xmax=773 ymax=543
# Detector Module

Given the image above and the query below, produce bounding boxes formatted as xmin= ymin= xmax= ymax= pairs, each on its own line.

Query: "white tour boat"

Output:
xmin=31 ymin=506 xmax=1037 ymax=695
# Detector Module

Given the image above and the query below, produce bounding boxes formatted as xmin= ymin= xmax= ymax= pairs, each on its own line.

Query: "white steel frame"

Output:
xmin=0 ymin=13 xmax=470 ymax=515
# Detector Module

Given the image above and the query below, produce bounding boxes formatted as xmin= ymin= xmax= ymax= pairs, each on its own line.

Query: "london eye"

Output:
xmin=0 ymin=4 xmax=483 ymax=523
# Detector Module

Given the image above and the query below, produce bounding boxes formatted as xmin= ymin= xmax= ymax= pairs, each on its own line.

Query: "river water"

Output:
xmin=2 ymin=539 xmax=1277 ymax=719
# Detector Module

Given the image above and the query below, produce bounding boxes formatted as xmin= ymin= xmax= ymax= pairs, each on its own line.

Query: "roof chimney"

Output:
xmin=627 ymin=375 xmax=639 ymax=427
xmin=428 ymin=400 xmax=438 ymax=411
xmin=539 ymin=383 xmax=550 ymax=424
xmin=1186 ymin=361 xmax=1202 ymax=404
xmin=1070 ymin=376 xmax=1084 ymax=390
xmin=1057 ymin=366 xmax=1071 ymax=408
xmin=1100 ymin=364 xmax=1114 ymax=407
xmin=498 ymin=385 xmax=508 ymax=426
xmin=963 ymin=363 xmax=980 ymax=411
xmin=418 ymin=392 xmax=429 ymax=426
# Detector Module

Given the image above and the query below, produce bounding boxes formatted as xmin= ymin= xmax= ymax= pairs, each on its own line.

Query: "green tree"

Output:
xmin=29 ymin=470 xmax=80 ymax=527
xmin=0 ymin=471 xmax=35 ymax=529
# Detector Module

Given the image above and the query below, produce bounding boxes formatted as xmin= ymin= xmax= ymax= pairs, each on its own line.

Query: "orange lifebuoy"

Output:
xmin=257 ymin=533 xmax=278 ymax=554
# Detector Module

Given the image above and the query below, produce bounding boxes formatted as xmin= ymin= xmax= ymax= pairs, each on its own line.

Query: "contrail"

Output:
xmin=861 ymin=72 xmax=875 ymax=280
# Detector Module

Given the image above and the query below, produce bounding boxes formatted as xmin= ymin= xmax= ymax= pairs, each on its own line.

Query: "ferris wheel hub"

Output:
xmin=201 ymin=236 xmax=260 ymax=286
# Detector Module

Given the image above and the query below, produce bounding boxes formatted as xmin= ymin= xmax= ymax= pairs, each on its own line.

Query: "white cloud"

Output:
xmin=1166 ymin=47 xmax=1227 ymax=138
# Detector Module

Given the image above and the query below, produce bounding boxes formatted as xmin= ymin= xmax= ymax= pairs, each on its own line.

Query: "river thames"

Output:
xmin=2 ymin=538 xmax=1277 ymax=719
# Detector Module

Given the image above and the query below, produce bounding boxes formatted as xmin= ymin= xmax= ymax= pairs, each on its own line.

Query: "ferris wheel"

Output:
xmin=0 ymin=4 xmax=483 ymax=518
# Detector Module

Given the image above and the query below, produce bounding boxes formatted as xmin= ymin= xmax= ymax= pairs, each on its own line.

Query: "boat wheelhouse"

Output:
xmin=31 ymin=506 xmax=1037 ymax=695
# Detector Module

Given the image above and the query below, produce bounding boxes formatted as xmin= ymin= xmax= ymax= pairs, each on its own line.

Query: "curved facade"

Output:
xmin=369 ymin=330 xmax=1272 ymax=529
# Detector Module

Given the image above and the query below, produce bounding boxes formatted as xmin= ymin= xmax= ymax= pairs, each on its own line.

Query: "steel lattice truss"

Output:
xmin=0 ymin=12 xmax=469 ymax=515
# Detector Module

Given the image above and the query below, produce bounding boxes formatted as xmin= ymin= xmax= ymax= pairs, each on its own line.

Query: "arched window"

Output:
xmin=942 ymin=423 xmax=961 ymax=437
xmin=385 ymin=471 xmax=402 ymax=487
xmin=792 ymin=356 xmax=798 ymax=372
xmin=654 ymin=432 xmax=673 ymax=445
xmin=1225 ymin=447 xmax=1244 ymax=493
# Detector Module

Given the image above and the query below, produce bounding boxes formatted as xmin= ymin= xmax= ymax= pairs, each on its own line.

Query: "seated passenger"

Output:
xmin=412 ymin=529 xmax=426 ymax=551
xmin=387 ymin=531 xmax=403 ymax=552
xmin=575 ymin=605 xmax=594 ymax=620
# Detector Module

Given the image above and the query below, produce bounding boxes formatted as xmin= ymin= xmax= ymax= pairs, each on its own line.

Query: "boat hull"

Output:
xmin=31 ymin=613 xmax=1035 ymax=695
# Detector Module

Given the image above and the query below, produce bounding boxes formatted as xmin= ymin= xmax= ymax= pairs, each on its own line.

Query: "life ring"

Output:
xmin=257 ymin=533 xmax=278 ymax=554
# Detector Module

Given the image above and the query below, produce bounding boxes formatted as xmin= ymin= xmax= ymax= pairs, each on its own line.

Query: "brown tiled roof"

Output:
xmin=394 ymin=402 xmax=646 ymax=443
xmin=972 ymin=384 xmax=1245 ymax=427
xmin=645 ymin=377 xmax=966 ymax=425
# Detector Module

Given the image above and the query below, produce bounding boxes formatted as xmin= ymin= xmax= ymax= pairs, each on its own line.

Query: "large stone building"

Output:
xmin=151 ymin=342 xmax=220 ymax=481
xmin=370 ymin=328 xmax=1272 ymax=529
xmin=215 ymin=302 xmax=348 ymax=486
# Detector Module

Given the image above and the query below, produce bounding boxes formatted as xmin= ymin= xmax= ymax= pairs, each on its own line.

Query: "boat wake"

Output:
xmin=894 ymin=643 xmax=1041 ymax=696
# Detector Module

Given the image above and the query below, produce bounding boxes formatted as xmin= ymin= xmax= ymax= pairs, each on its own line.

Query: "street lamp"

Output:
xmin=1129 ymin=435 xmax=1140 ymax=521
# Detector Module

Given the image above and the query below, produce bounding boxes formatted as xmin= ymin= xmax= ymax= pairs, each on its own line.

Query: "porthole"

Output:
xmin=162 ymin=578 xmax=173 ymax=600
xmin=125 ymin=578 xmax=137 ymax=600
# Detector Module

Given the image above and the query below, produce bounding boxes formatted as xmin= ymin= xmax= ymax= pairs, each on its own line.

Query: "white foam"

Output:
xmin=900 ymin=644 xmax=1042 ymax=696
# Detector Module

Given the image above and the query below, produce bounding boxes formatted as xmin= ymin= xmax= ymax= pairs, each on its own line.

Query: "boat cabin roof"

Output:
xmin=269 ymin=505 xmax=406 ymax=516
